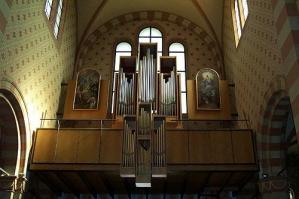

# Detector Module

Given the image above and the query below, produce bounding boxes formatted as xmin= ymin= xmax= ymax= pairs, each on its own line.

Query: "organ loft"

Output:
xmin=27 ymin=39 xmax=257 ymax=197
xmin=0 ymin=1 xmax=298 ymax=199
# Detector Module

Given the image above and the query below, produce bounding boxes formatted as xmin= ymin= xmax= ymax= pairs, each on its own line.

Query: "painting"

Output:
xmin=73 ymin=69 xmax=101 ymax=110
xmin=196 ymin=68 xmax=220 ymax=110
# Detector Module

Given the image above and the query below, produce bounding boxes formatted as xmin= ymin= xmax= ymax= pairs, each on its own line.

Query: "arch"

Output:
xmin=259 ymin=91 xmax=290 ymax=175
xmin=257 ymin=90 xmax=292 ymax=196
xmin=75 ymin=11 xmax=224 ymax=77
xmin=0 ymin=77 xmax=31 ymax=176
xmin=257 ymin=76 xmax=288 ymax=175
xmin=0 ymin=95 xmax=20 ymax=176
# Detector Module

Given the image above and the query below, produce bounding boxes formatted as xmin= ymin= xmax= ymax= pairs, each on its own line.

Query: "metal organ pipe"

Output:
xmin=118 ymin=68 xmax=135 ymax=115
xmin=138 ymin=49 xmax=156 ymax=103
xmin=160 ymin=71 xmax=176 ymax=116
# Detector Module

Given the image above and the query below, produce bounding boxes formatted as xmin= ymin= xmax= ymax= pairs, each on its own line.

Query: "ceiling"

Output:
xmin=76 ymin=0 xmax=224 ymax=47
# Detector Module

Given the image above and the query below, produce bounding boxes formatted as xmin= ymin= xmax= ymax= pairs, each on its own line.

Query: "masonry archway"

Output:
xmin=0 ymin=85 xmax=30 ymax=198
xmin=258 ymin=90 xmax=298 ymax=199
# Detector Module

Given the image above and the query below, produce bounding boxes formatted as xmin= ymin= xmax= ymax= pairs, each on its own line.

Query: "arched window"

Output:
xmin=232 ymin=0 xmax=249 ymax=45
xmin=169 ymin=43 xmax=187 ymax=114
xmin=138 ymin=27 xmax=162 ymax=70
xmin=111 ymin=42 xmax=132 ymax=113
xmin=44 ymin=0 xmax=65 ymax=39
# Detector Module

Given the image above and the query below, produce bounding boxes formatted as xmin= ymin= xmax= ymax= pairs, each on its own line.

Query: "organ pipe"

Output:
xmin=138 ymin=49 xmax=156 ymax=104
xmin=118 ymin=68 xmax=135 ymax=115
xmin=160 ymin=71 xmax=176 ymax=116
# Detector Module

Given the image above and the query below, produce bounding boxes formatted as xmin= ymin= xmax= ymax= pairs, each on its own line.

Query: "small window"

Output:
xmin=44 ymin=0 xmax=65 ymax=40
xmin=44 ymin=0 xmax=53 ymax=19
xmin=53 ymin=0 xmax=63 ymax=38
xmin=111 ymin=42 xmax=132 ymax=113
xmin=138 ymin=27 xmax=163 ymax=71
xmin=169 ymin=43 xmax=187 ymax=114
xmin=232 ymin=0 xmax=249 ymax=46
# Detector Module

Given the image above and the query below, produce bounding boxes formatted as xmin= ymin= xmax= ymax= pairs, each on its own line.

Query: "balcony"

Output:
xmin=29 ymin=119 xmax=257 ymax=196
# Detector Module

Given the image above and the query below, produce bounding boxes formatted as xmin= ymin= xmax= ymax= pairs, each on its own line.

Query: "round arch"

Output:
xmin=0 ymin=78 xmax=31 ymax=176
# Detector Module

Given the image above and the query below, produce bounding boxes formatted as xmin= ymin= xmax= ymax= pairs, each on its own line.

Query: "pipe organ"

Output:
xmin=117 ymin=43 xmax=178 ymax=187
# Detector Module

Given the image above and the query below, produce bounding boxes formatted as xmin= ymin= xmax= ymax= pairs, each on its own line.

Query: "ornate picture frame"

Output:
xmin=195 ymin=68 xmax=220 ymax=110
xmin=73 ymin=68 xmax=101 ymax=110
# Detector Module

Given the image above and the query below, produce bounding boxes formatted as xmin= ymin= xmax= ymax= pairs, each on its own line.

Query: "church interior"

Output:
xmin=0 ymin=0 xmax=299 ymax=199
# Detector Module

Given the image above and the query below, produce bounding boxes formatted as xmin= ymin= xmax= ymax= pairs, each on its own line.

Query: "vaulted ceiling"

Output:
xmin=76 ymin=0 xmax=224 ymax=47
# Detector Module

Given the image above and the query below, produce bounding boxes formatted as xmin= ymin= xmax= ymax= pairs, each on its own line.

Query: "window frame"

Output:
xmin=232 ymin=0 xmax=249 ymax=47
xmin=44 ymin=0 xmax=53 ymax=19
xmin=43 ymin=0 xmax=67 ymax=44
xmin=111 ymin=42 xmax=133 ymax=114
xmin=169 ymin=42 xmax=188 ymax=115
xmin=138 ymin=26 xmax=163 ymax=71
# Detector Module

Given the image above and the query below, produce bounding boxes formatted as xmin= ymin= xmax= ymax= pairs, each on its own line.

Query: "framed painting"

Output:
xmin=73 ymin=68 xmax=101 ymax=110
xmin=196 ymin=68 xmax=220 ymax=110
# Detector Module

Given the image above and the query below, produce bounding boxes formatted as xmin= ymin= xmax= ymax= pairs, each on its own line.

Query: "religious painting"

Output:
xmin=73 ymin=69 xmax=101 ymax=110
xmin=196 ymin=68 xmax=220 ymax=110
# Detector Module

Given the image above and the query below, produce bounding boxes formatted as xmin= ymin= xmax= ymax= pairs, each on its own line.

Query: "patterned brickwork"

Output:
xmin=0 ymin=0 xmax=77 ymax=181
xmin=223 ymin=0 xmax=290 ymax=197
xmin=223 ymin=0 xmax=283 ymax=130
xmin=271 ymin=0 xmax=299 ymax=142
xmin=76 ymin=11 xmax=224 ymax=82
xmin=0 ymin=0 xmax=77 ymax=131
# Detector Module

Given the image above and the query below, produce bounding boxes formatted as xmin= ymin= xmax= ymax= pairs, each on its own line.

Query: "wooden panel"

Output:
xmin=189 ymin=133 xmax=212 ymax=163
xmin=63 ymin=80 xmax=109 ymax=120
xmin=100 ymin=130 xmax=122 ymax=163
xmin=232 ymin=131 xmax=255 ymax=163
xmin=33 ymin=129 xmax=57 ymax=163
xmin=189 ymin=132 xmax=234 ymax=164
xmin=77 ymin=131 xmax=101 ymax=163
xmin=210 ymin=132 xmax=234 ymax=163
xmin=187 ymin=80 xmax=231 ymax=120
xmin=55 ymin=131 xmax=79 ymax=163
xmin=166 ymin=131 xmax=189 ymax=164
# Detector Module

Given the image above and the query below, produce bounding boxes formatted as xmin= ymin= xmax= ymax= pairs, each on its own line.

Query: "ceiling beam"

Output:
xmin=198 ymin=172 xmax=212 ymax=198
xmin=217 ymin=172 xmax=233 ymax=197
xmin=55 ymin=172 xmax=80 ymax=198
xmin=78 ymin=172 xmax=98 ymax=198
xmin=101 ymin=174 xmax=115 ymax=199
xmin=35 ymin=172 xmax=61 ymax=196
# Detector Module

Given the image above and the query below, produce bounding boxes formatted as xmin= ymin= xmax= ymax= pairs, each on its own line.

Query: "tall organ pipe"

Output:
xmin=138 ymin=48 xmax=156 ymax=103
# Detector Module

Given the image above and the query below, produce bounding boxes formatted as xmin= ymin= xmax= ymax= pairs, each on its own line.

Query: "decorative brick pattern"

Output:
xmin=223 ymin=0 xmax=292 ymax=197
xmin=271 ymin=0 xmax=299 ymax=142
xmin=0 ymin=9 xmax=7 ymax=33
xmin=223 ymin=0 xmax=283 ymax=130
xmin=0 ymin=0 xmax=77 ymax=177
xmin=76 ymin=11 xmax=224 ymax=81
